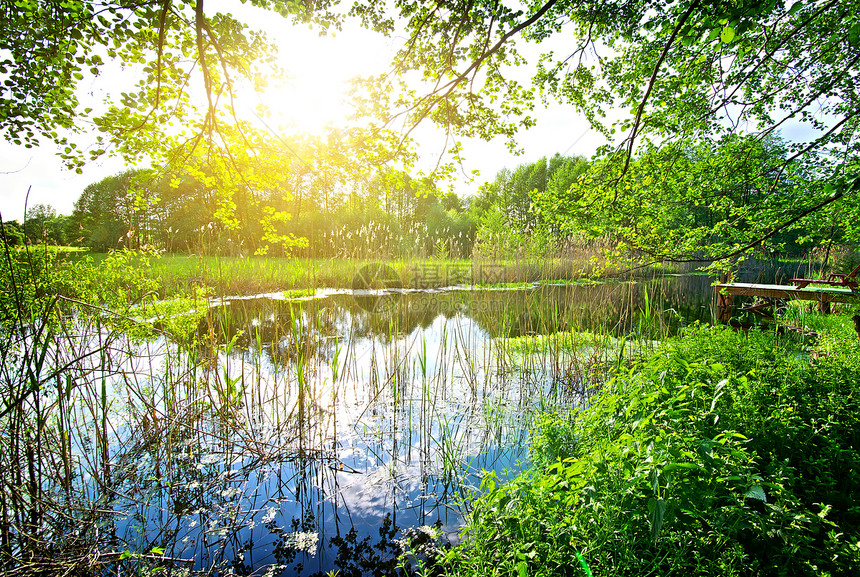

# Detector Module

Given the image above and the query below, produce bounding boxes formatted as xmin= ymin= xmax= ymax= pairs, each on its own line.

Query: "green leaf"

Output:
xmin=720 ymin=26 xmax=735 ymax=43
xmin=663 ymin=462 xmax=698 ymax=471
xmin=516 ymin=561 xmax=528 ymax=577
xmin=744 ymin=485 xmax=767 ymax=502
xmin=850 ymin=23 xmax=860 ymax=46
xmin=648 ymin=497 xmax=667 ymax=539
xmin=710 ymin=378 xmax=729 ymax=412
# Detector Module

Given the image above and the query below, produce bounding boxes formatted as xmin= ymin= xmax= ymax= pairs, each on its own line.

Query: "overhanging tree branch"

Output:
xmin=388 ymin=0 xmax=559 ymax=138
xmin=618 ymin=0 xmax=701 ymax=183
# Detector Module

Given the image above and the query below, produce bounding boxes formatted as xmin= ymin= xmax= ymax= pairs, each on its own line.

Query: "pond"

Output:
xmin=10 ymin=270 xmax=776 ymax=575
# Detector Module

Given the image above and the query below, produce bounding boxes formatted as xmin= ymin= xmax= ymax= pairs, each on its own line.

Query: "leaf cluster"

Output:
xmin=0 ymin=0 xmax=341 ymax=170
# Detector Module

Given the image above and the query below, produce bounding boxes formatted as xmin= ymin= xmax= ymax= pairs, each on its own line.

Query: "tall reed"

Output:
xmin=0 ymin=224 xmax=733 ymax=575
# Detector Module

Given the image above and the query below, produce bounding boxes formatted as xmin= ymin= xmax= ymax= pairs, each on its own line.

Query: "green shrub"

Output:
xmin=529 ymin=412 xmax=580 ymax=471
xmin=0 ymin=245 xmax=61 ymax=329
xmin=444 ymin=323 xmax=860 ymax=577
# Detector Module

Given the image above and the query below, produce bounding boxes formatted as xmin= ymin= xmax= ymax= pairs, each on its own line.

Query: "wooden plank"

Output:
xmin=715 ymin=283 xmax=860 ymax=304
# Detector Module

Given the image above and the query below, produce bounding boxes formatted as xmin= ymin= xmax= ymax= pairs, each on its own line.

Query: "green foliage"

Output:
xmin=22 ymin=204 xmax=71 ymax=246
xmin=0 ymin=244 xmax=60 ymax=329
xmin=58 ymin=249 xmax=211 ymax=341
xmin=0 ymin=220 xmax=24 ymax=247
xmin=529 ymin=412 xmax=580 ymax=471
xmin=0 ymin=1 xmax=340 ymax=167
xmin=364 ymin=0 xmax=860 ymax=262
xmin=0 ymin=244 xmax=206 ymax=342
xmin=445 ymin=323 xmax=860 ymax=576
xmin=58 ymin=249 xmax=159 ymax=308
xmin=69 ymin=170 xmax=149 ymax=251
xmin=474 ymin=154 xmax=589 ymax=241
xmin=536 ymin=135 xmax=820 ymax=260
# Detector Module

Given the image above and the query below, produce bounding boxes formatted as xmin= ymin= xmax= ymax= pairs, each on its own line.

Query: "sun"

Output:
xmin=254 ymin=25 xmax=393 ymax=137
xmin=205 ymin=0 xmax=389 ymax=136
xmin=262 ymin=67 xmax=349 ymax=136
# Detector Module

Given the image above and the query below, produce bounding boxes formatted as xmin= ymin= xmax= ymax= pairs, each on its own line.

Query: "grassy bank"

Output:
xmin=146 ymin=254 xmax=628 ymax=295
xmin=60 ymin=250 xmax=686 ymax=297
xmin=442 ymin=317 xmax=860 ymax=577
xmin=30 ymin=246 xmax=815 ymax=298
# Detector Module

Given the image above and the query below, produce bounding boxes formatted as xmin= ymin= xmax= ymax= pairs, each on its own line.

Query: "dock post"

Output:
xmin=715 ymin=272 xmax=733 ymax=323
xmin=715 ymin=289 xmax=733 ymax=323
xmin=819 ymin=299 xmax=832 ymax=314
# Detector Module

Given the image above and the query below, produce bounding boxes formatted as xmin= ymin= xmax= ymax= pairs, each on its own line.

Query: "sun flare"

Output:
xmin=255 ymin=27 xmax=391 ymax=137
xmin=261 ymin=68 xmax=349 ymax=136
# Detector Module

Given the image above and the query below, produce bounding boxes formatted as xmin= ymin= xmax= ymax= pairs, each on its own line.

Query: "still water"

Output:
xmin=84 ymin=274 xmax=722 ymax=575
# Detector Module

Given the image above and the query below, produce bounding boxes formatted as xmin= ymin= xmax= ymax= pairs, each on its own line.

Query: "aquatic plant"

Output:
xmin=1 ymin=233 xmax=779 ymax=575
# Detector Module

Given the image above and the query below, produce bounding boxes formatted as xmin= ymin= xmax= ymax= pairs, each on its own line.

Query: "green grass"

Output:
xmin=476 ymin=279 xmax=601 ymax=288
xmin=72 ymin=253 xmax=612 ymax=297
xmin=31 ymin=245 xmax=88 ymax=254
xmin=475 ymin=281 xmax=538 ymax=289
xmin=51 ymin=245 xmax=700 ymax=298
xmin=125 ymin=253 xmax=686 ymax=297
xmin=280 ymin=288 xmax=316 ymax=299
xmin=442 ymin=318 xmax=860 ymax=577
xmin=502 ymin=330 xmax=661 ymax=368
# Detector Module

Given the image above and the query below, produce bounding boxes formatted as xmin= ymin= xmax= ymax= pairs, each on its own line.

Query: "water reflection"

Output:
xmin=54 ymin=275 xmax=720 ymax=575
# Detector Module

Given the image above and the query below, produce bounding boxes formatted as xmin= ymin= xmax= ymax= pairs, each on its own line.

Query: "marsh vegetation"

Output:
xmin=0 ymin=243 xmax=741 ymax=576
xmin=5 ymin=238 xmax=854 ymax=577
xmin=5 ymin=0 xmax=860 ymax=575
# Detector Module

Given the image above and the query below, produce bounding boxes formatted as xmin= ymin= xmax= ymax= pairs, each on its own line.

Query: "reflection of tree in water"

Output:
xmin=204 ymin=278 xmax=720 ymax=368
xmin=204 ymin=293 xmax=476 ymax=364
xmin=203 ymin=264 xmax=790 ymax=359
xmin=467 ymin=278 xmax=717 ymax=339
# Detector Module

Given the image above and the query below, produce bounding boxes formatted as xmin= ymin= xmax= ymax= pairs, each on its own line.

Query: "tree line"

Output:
xmin=1 ymin=204 xmax=71 ymax=247
xmin=8 ymin=132 xmax=834 ymax=261
xmin=5 ymin=153 xmax=588 ymax=258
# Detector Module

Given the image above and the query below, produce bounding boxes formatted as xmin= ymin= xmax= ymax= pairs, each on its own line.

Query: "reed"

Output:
xmin=83 ymin=232 xmax=648 ymax=298
xmin=0 ymin=228 xmax=754 ymax=575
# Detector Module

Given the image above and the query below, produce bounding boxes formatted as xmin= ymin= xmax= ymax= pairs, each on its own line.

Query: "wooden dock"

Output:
xmin=714 ymin=282 xmax=860 ymax=322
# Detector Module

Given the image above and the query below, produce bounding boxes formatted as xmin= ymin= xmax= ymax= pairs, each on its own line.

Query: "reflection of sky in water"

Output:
xmin=74 ymin=280 xmax=718 ymax=575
